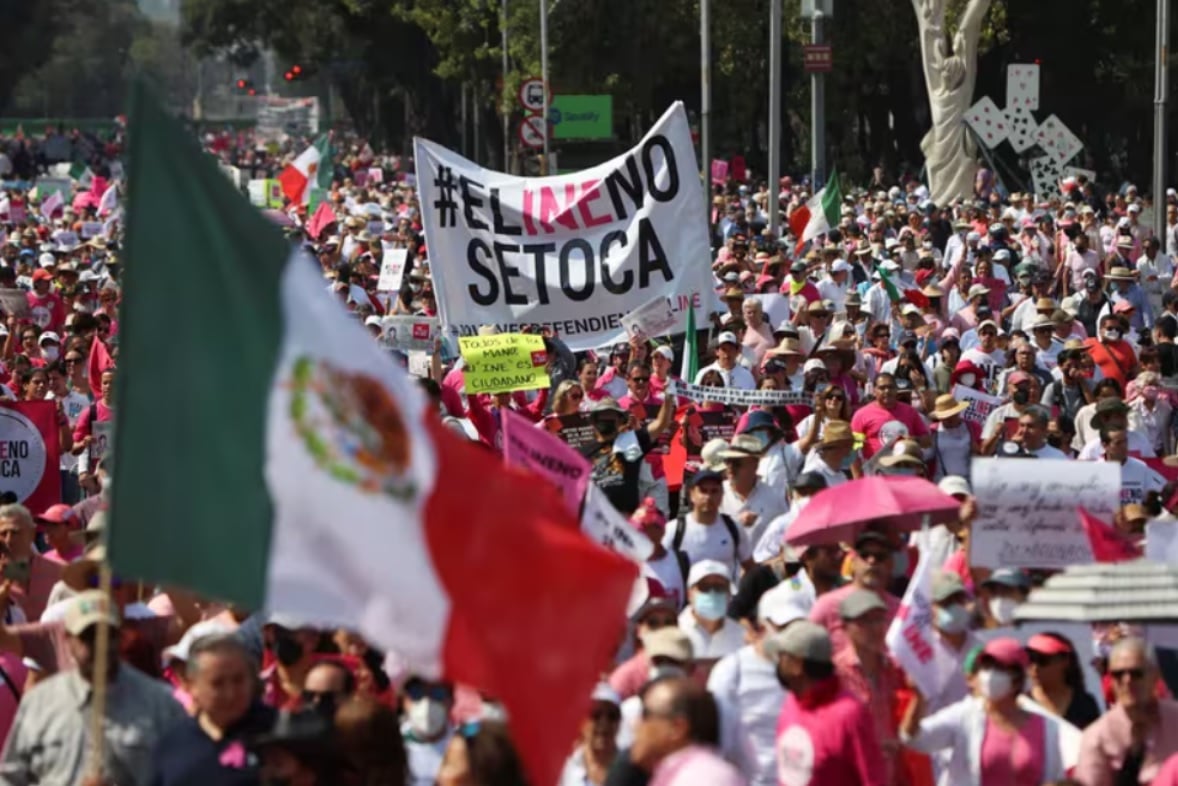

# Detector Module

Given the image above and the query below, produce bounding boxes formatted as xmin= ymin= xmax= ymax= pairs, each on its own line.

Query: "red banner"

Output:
xmin=0 ymin=401 xmax=60 ymax=513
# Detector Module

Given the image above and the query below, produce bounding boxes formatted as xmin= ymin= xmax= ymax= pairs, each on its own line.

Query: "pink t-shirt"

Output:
xmin=608 ymin=650 xmax=650 ymax=700
xmin=979 ymin=713 xmax=1045 ymax=786
xmin=775 ymin=678 xmax=886 ymax=786
xmin=942 ymin=549 xmax=974 ymax=594
xmin=808 ymin=584 xmax=901 ymax=658
xmin=850 ymin=401 xmax=930 ymax=458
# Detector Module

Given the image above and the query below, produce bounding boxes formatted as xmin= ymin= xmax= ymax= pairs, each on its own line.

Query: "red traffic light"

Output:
xmin=292 ymin=64 xmax=302 ymax=75
xmin=247 ymin=88 xmax=257 ymax=96
xmin=236 ymin=79 xmax=247 ymax=89
xmin=284 ymin=71 xmax=293 ymax=81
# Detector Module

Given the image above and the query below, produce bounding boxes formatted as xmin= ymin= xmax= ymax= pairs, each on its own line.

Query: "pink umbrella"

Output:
xmin=786 ymin=475 xmax=960 ymax=548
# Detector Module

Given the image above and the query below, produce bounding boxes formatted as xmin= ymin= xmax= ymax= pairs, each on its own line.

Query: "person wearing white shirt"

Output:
xmin=748 ymin=412 xmax=805 ymax=497
xmin=678 ymin=560 xmax=746 ymax=660
xmin=1137 ymin=236 xmax=1174 ymax=315
xmin=863 ymin=273 xmax=893 ymax=325
xmin=800 ymin=421 xmax=855 ymax=488
xmin=719 ymin=435 xmax=789 ymax=548
xmin=664 ymin=469 xmax=754 ymax=575
xmin=1100 ymin=426 xmax=1166 ymax=504
xmin=816 ymin=259 xmax=852 ymax=316
xmin=695 ymin=331 xmax=756 ymax=390
xmin=1013 ymin=405 xmax=1071 ymax=459
xmin=708 ymin=591 xmax=802 ymax=786
xmin=753 ymin=472 xmax=830 ymax=563
xmin=1075 ymin=398 xmax=1157 ymax=459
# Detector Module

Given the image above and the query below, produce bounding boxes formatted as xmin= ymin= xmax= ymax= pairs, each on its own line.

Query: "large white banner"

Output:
xmin=414 ymin=103 xmax=713 ymax=352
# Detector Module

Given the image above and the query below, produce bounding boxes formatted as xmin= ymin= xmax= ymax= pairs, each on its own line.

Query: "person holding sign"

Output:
xmin=581 ymin=394 xmax=675 ymax=516
xmin=901 ymin=637 xmax=1070 ymax=786
xmin=694 ymin=333 xmax=755 ymax=391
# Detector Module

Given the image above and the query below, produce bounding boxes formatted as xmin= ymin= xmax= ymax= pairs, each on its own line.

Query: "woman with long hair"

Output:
xmin=1026 ymin=632 xmax=1101 ymax=730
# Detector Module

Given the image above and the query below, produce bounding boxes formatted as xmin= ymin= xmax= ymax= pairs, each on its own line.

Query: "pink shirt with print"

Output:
xmin=850 ymin=401 xmax=929 ymax=459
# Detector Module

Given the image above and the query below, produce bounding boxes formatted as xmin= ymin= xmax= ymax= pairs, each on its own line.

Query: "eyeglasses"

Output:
xmin=405 ymin=682 xmax=452 ymax=702
xmin=856 ymin=549 xmax=892 ymax=563
xmin=630 ymin=377 xmax=649 ymax=383
xmin=1110 ymin=667 xmax=1146 ymax=682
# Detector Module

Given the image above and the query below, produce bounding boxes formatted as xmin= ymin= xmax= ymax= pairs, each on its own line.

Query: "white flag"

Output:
xmin=885 ymin=530 xmax=941 ymax=699
xmin=97 ymin=182 xmax=119 ymax=217
xmin=40 ymin=190 xmax=63 ymax=219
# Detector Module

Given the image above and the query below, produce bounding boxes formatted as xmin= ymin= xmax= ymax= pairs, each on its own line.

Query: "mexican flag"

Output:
xmin=277 ymin=135 xmax=332 ymax=205
xmin=680 ymin=303 xmax=698 ymax=382
xmin=788 ymin=168 xmax=842 ymax=254
xmin=111 ymin=81 xmax=637 ymax=786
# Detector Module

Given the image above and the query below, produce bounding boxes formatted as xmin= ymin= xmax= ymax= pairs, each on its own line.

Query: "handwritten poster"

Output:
xmin=970 ymin=457 xmax=1118 ymax=569
xmin=953 ymin=384 xmax=1003 ymax=426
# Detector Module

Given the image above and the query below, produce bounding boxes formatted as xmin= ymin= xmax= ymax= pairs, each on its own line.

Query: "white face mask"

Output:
xmin=976 ymin=668 xmax=1014 ymax=700
xmin=41 ymin=346 xmax=59 ymax=363
xmin=960 ymin=372 xmax=977 ymax=387
xmin=1103 ymin=329 xmax=1122 ymax=342
xmin=988 ymin=596 xmax=1019 ymax=625
xmin=406 ymin=698 xmax=448 ymax=738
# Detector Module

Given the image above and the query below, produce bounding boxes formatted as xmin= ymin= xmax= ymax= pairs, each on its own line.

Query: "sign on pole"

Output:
xmin=803 ymin=45 xmax=833 ymax=72
xmin=518 ymin=117 xmax=546 ymax=149
xmin=518 ymin=78 xmax=548 ymax=113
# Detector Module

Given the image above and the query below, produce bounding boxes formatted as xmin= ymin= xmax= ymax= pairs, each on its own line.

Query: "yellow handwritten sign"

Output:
xmin=459 ymin=333 xmax=550 ymax=394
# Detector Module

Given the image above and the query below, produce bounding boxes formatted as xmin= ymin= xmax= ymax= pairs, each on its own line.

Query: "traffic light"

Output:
xmin=236 ymin=78 xmax=247 ymax=90
xmin=285 ymin=64 xmax=306 ymax=82
xmin=234 ymin=78 xmax=255 ymax=94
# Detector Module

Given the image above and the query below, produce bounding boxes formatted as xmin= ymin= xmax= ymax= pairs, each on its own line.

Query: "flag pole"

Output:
xmin=86 ymin=562 xmax=113 ymax=781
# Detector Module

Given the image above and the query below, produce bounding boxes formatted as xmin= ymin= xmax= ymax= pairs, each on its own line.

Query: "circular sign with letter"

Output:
xmin=0 ymin=408 xmax=47 ymax=503
xmin=517 ymin=78 xmax=549 ymax=113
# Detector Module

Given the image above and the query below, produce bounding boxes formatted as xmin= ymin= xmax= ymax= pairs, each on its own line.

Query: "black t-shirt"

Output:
xmin=1063 ymin=688 xmax=1102 ymax=730
xmin=582 ymin=429 xmax=654 ymax=515
xmin=1157 ymin=338 xmax=1178 ymax=377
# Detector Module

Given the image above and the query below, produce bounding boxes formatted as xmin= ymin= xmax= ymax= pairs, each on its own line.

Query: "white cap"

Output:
xmin=884 ymin=238 xmax=900 ymax=250
xmin=900 ymin=303 xmax=921 ymax=316
xmin=881 ymin=260 xmax=901 ymax=272
xmin=38 ymin=253 xmax=55 ymax=268
xmin=161 ymin=619 xmax=234 ymax=664
xmin=757 ymin=584 xmax=810 ymax=626
xmin=938 ymin=475 xmax=972 ymax=498
xmin=831 ymin=259 xmax=852 ymax=273
xmin=653 ymin=345 xmax=674 ymax=361
xmin=803 ymin=358 xmax=826 ymax=373
xmin=37 ymin=331 xmax=60 ymax=346
xmin=1001 ymin=207 xmax=1019 ymax=220
xmin=716 ymin=331 xmax=739 ymax=346
xmin=993 ymin=249 xmax=1011 ymax=261
xmin=78 ymin=270 xmax=99 ymax=283
xmin=686 ymin=559 xmax=732 ymax=589
xmin=591 ymin=682 xmax=621 ymax=706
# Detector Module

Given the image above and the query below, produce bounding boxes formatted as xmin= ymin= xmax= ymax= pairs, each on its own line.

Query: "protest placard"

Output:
xmin=377 ymin=245 xmax=408 ymax=292
xmin=0 ymin=401 xmax=60 ymax=513
xmin=970 ymin=457 xmax=1118 ymax=569
xmin=90 ymin=420 xmax=114 ymax=467
xmin=380 ymin=316 xmax=440 ymax=352
xmin=247 ymin=180 xmax=270 ymax=207
xmin=0 ymin=289 xmax=29 ymax=319
xmin=458 ymin=333 xmax=550 ymax=394
xmin=501 ymin=408 xmax=591 ymax=514
xmin=553 ymin=413 xmax=599 ymax=452
xmin=80 ymin=222 xmax=105 ymax=239
xmin=952 ymin=384 xmax=1002 ymax=425
xmin=886 ymin=529 xmax=939 ymax=699
xmin=667 ymin=379 xmax=810 ymax=407
xmin=620 ymin=296 xmax=679 ymax=340
xmin=581 ymin=485 xmax=654 ymax=562
xmin=34 ymin=177 xmax=70 ymax=204
xmin=406 ymin=351 xmax=431 ymax=379
xmin=415 ymin=102 xmax=713 ymax=351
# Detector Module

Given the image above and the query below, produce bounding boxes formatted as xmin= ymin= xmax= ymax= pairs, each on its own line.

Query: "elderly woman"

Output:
xmin=740 ymin=298 xmax=775 ymax=366
xmin=1127 ymin=370 xmax=1174 ymax=455
xmin=901 ymin=637 xmax=1070 ymax=786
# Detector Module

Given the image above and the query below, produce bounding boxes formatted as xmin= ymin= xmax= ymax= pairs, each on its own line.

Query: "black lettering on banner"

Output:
xmin=637 ymin=219 xmax=673 ymax=287
xmin=524 ymin=243 xmax=556 ymax=304
xmin=604 ymin=154 xmax=645 ymax=220
xmin=493 ymin=241 xmax=529 ymax=305
xmin=560 ymin=239 xmax=595 ymax=301
xmin=601 ymin=233 xmax=633 ymax=295
xmin=467 ymin=239 xmax=499 ymax=305
xmin=0 ymin=460 xmax=20 ymax=477
xmin=490 ymin=188 xmax=522 ymax=235
xmin=642 ymin=135 xmax=679 ymax=202
xmin=460 ymin=176 xmax=488 ymax=231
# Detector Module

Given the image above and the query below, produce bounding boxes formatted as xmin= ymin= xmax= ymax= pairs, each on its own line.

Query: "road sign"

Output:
xmin=518 ymin=116 xmax=546 ymax=149
xmin=518 ymin=79 xmax=549 ymax=113
xmin=803 ymin=45 xmax=833 ymax=72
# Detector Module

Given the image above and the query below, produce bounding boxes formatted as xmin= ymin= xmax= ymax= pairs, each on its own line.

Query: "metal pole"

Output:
xmin=768 ymin=0 xmax=782 ymax=237
xmin=1154 ymin=0 xmax=1170 ymax=238
xmin=701 ymin=0 xmax=712 ymax=186
xmin=540 ymin=0 xmax=550 ymax=164
xmin=502 ymin=0 xmax=510 ymax=170
xmin=811 ymin=11 xmax=826 ymax=187
xmin=473 ymin=85 xmax=482 ymax=165
xmin=461 ymin=83 xmax=469 ymax=158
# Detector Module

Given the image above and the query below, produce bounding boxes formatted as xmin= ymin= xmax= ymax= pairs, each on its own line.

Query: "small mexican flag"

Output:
xmin=277 ymin=135 xmax=332 ymax=205
xmin=111 ymin=81 xmax=636 ymax=786
xmin=680 ymin=302 xmax=698 ymax=382
xmin=788 ymin=168 xmax=842 ymax=254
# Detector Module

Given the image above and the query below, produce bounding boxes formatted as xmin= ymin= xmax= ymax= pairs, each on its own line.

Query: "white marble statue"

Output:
xmin=913 ymin=0 xmax=993 ymax=205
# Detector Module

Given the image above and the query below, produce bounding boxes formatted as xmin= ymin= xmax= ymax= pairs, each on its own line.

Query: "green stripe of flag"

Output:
xmin=109 ymin=79 xmax=290 ymax=607
xmin=875 ymin=262 xmax=902 ymax=303
xmin=820 ymin=169 xmax=842 ymax=227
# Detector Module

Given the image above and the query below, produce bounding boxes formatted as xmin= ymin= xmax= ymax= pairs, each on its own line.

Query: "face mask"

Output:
xmin=1011 ymin=389 xmax=1030 ymax=406
xmin=960 ymin=373 xmax=977 ymax=387
xmin=595 ymin=420 xmax=618 ymax=439
xmin=648 ymin=664 xmax=686 ymax=682
xmin=976 ymin=668 xmax=1014 ymax=700
xmin=1144 ymin=386 xmax=1160 ymax=402
xmin=692 ymin=590 xmax=728 ymax=621
xmin=1103 ymin=329 xmax=1122 ymax=342
xmin=988 ymin=596 xmax=1019 ymax=626
xmin=99 ymin=475 xmax=111 ymax=491
xmin=407 ymin=697 xmax=449 ymax=738
xmin=935 ymin=604 xmax=971 ymax=634
xmin=1085 ymin=278 xmax=1099 ymax=291
xmin=41 ymin=346 xmax=59 ymax=362
xmin=271 ymin=633 xmax=304 ymax=667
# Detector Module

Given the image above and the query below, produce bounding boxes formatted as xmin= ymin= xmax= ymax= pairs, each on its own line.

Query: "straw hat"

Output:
xmin=1107 ymin=266 xmax=1137 ymax=281
xmin=930 ymin=394 xmax=969 ymax=421
xmin=768 ymin=338 xmax=803 ymax=357
xmin=819 ymin=420 xmax=854 ymax=446
xmin=877 ymin=439 xmax=926 ymax=468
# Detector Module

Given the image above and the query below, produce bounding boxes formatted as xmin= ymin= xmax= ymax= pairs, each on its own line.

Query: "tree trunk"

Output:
xmin=912 ymin=0 xmax=992 ymax=204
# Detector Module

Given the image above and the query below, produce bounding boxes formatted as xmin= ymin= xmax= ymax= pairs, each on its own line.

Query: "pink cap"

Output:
xmin=982 ymin=637 xmax=1030 ymax=669
xmin=1113 ymin=300 xmax=1136 ymax=314
xmin=941 ymin=327 xmax=961 ymax=341
xmin=1007 ymin=370 xmax=1032 ymax=385
xmin=1027 ymin=633 xmax=1073 ymax=657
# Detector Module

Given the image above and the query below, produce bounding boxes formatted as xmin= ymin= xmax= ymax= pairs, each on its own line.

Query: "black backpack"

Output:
xmin=669 ymin=513 xmax=741 ymax=589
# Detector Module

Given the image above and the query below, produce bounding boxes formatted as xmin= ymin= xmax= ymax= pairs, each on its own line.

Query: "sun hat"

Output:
xmin=930 ymin=394 xmax=969 ymax=421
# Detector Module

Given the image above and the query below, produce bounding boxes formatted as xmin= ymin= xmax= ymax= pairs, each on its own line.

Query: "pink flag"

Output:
xmin=500 ymin=408 xmax=591 ymax=514
xmin=306 ymin=202 xmax=337 ymax=241
xmin=710 ymin=159 xmax=729 ymax=185
xmin=1078 ymin=506 xmax=1142 ymax=563
xmin=88 ymin=335 xmax=114 ymax=399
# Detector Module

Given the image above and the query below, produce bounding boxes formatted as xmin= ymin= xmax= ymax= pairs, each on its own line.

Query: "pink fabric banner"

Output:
xmin=501 ymin=408 xmax=591 ymax=514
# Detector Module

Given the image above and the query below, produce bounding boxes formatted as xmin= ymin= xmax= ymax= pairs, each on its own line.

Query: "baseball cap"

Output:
xmin=982 ymin=637 xmax=1030 ymax=669
xmin=64 ymin=589 xmax=120 ymax=635
xmin=32 ymin=269 xmax=53 ymax=282
xmin=938 ymin=476 xmax=971 ymax=498
xmin=831 ymin=259 xmax=852 ymax=273
xmin=982 ymin=567 xmax=1032 ymax=590
xmin=686 ymin=559 xmax=733 ymax=589
xmin=35 ymin=503 xmax=77 ymax=530
xmin=1026 ymin=633 xmax=1073 ymax=656
xmin=757 ymin=588 xmax=809 ymax=627
xmin=932 ymin=571 xmax=968 ymax=603
xmin=763 ymin=620 xmax=832 ymax=663
xmin=1007 ymin=370 xmax=1032 ymax=386
xmin=642 ymin=627 xmax=693 ymax=662
xmin=162 ymin=619 xmax=235 ymax=664
xmin=803 ymin=358 xmax=826 ymax=374
xmin=839 ymin=589 xmax=887 ymax=620
xmin=978 ymin=319 xmax=999 ymax=332
xmin=653 ymin=345 xmax=674 ymax=362
xmin=716 ymin=331 xmax=739 ymax=346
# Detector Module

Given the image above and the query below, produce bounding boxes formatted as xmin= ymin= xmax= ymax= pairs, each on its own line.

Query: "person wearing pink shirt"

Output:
xmin=768 ymin=619 xmax=886 ymax=786
xmin=849 ymin=372 xmax=931 ymax=459
xmin=649 ymin=345 xmax=678 ymax=398
xmin=34 ymin=504 xmax=83 ymax=564
xmin=807 ymin=530 xmax=902 ymax=657
xmin=629 ymin=676 xmax=746 ymax=786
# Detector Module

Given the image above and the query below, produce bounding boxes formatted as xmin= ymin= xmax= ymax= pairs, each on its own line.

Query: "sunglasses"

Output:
xmin=644 ymin=615 xmax=677 ymax=629
xmin=568 ymin=391 xmax=584 ymax=400
xmin=856 ymin=549 xmax=892 ymax=563
xmin=1110 ymin=667 xmax=1146 ymax=682
xmin=1028 ymin=651 xmax=1061 ymax=667
xmin=825 ymin=393 xmax=845 ymax=401
xmin=405 ymin=682 xmax=452 ymax=702
xmin=591 ymin=706 xmax=622 ymax=723
xmin=630 ymin=377 xmax=650 ymax=383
